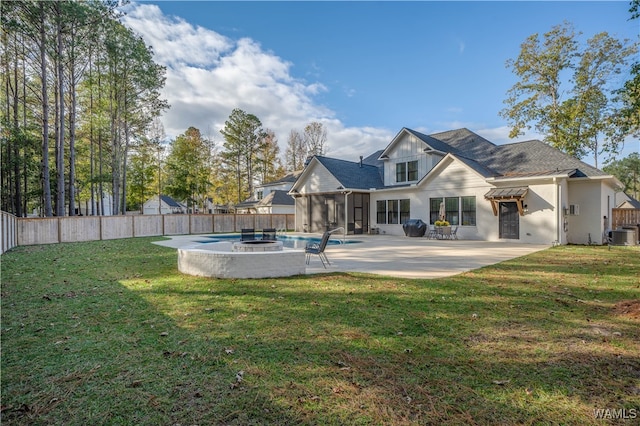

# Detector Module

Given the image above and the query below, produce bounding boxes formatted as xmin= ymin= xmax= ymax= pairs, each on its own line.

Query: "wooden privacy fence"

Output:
xmin=612 ymin=208 xmax=640 ymax=228
xmin=2 ymin=213 xmax=294 ymax=249
xmin=1 ymin=211 xmax=18 ymax=254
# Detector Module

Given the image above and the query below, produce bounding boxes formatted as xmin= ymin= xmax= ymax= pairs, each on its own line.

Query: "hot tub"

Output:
xmin=178 ymin=242 xmax=305 ymax=279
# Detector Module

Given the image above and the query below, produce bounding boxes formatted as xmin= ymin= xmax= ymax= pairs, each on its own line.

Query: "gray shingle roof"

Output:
xmin=160 ymin=195 xmax=182 ymax=207
xmin=315 ymin=156 xmax=384 ymax=190
xmin=257 ymin=190 xmax=295 ymax=206
xmin=424 ymin=128 xmax=606 ymax=178
xmin=300 ymin=128 xmax=609 ymax=194
xmin=362 ymin=150 xmax=384 ymax=167
xmin=403 ymin=128 xmax=461 ymax=154
xmin=262 ymin=170 xmax=303 ymax=186
xmin=485 ymin=140 xmax=607 ymax=177
xmin=427 ymin=128 xmax=498 ymax=158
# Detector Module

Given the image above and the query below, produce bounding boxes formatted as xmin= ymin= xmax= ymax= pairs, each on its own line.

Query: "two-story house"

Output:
xmin=288 ymin=128 xmax=621 ymax=245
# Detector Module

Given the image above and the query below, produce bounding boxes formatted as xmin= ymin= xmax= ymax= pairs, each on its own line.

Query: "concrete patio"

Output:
xmin=154 ymin=233 xmax=550 ymax=279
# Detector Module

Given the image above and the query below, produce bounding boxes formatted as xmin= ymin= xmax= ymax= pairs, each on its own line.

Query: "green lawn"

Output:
xmin=1 ymin=238 xmax=639 ymax=425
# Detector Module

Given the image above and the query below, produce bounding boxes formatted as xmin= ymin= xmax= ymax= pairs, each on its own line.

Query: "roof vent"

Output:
xmin=304 ymin=156 xmax=313 ymax=166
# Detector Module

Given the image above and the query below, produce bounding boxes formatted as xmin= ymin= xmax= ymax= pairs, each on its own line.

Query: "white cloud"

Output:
xmin=121 ymin=3 xmax=390 ymax=159
xmin=123 ymin=3 xmax=231 ymax=68
xmin=120 ymin=3 xmax=555 ymax=167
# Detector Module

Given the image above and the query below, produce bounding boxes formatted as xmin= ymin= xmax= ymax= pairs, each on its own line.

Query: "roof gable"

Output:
xmin=379 ymin=128 xmax=456 ymax=159
xmin=416 ymin=154 xmax=495 ymax=188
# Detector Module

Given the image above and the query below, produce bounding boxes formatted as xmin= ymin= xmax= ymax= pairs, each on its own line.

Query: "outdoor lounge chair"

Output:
xmin=262 ymin=228 xmax=277 ymax=241
xmin=305 ymin=231 xmax=331 ymax=268
xmin=241 ymin=228 xmax=256 ymax=241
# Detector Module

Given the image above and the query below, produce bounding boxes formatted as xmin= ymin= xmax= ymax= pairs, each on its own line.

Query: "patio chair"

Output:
xmin=427 ymin=225 xmax=437 ymax=239
xmin=450 ymin=226 xmax=459 ymax=240
xmin=305 ymin=231 xmax=332 ymax=268
xmin=240 ymin=228 xmax=256 ymax=241
xmin=262 ymin=228 xmax=277 ymax=241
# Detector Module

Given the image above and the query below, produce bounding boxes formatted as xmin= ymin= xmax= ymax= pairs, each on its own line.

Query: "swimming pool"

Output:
xmin=194 ymin=234 xmax=361 ymax=249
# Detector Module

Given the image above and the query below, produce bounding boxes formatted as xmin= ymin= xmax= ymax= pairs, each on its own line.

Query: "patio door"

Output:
xmin=499 ymin=202 xmax=519 ymax=239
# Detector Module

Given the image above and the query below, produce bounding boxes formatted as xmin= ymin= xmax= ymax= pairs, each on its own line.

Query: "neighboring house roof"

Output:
xmin=259 ymin=170 xmax=303 ymax=187
xmin=236 ymin=190 xmax=295 ymax=209
xmin=257 ymin=190 xmax=295 ymax=207
xmin=159 ymin=195 xmax=182 ymax=207
xmin=235 ymin=199 xmax=258 ymax=209
xmin=617 ymin=194 xmax=640 ymax=208
xmin=314 ymin=156 xmax=385 ymax=190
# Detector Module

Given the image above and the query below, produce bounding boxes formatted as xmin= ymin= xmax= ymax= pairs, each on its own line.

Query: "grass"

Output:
xmin=1 ymin=237 xmax=639 ymax=425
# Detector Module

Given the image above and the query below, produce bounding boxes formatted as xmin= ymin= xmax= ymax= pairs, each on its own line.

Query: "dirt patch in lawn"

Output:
xmin=613 ymin=300 xmax=640 ymax=320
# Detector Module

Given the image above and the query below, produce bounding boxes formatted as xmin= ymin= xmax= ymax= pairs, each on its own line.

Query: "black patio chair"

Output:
xmin=240 ymin=228 xmax=255 ymax=241
xmin=262 ymin=228 xmax=277 ymax=241
xmin=305 ymin=231 xmax=332 ymax=268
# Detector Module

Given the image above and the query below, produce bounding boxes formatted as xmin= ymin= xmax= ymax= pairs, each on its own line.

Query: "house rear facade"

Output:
xmin=289 ymin=128 xmax=622 ymax=245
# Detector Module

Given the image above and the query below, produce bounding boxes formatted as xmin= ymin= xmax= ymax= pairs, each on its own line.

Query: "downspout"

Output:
xmin=555 ymin=177 xmax=562 ymax=245
xmin=344 ymin=190 xmax=352 ymax=242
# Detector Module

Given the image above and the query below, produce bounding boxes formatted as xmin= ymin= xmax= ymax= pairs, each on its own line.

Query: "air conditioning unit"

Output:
xmin=569 ymin=204 xmax=580 ymax=216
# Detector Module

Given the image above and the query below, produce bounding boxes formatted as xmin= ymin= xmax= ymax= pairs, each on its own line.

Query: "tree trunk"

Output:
xmin=68 ymin=60 xmax=77 ymax=216
xmin=55 ymin=3 xmax=65 ymax=217
xmin=40 ymin=2 xmax=52 ymax=217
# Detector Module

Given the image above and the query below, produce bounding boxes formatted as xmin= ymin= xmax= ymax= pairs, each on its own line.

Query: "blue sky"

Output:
xmin=123 ymin=1 xmax=639 ymax=166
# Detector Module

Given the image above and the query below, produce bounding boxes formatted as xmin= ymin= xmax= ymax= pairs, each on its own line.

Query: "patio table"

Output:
xmin=435 ymin=226 xmax=451 ymax=239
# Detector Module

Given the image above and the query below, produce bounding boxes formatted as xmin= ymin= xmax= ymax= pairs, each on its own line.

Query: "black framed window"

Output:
xmin=396 ymin=161 xmax=419 ymax=183
xmin=445 ymin=197 xmax=459 ymax=225
xmin=429 ymin=196 xmax=476 ymax=226
xmin=388 ymin=200 xmax=399 ymax=224
xmin=376 ymin=200 xmax=386 ymax=224
xmin=377 ymin=199 xmax=410 ymax=224
xmin=461 ymin=196 xmax=476 ymax=226
xmin=407 ymin=160 xmax=419 ymax=181
xmin=430 ymin=198 xmax=442 ymax=224
xmin=396 ymin=163 xmax=407 ymax=183
xmin=400 ymin=199 xmax=411 ymax=223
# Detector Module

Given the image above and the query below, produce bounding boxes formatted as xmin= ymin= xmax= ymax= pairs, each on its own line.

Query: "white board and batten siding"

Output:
xmin=421 ymin=158 xmax=488 ymax=192
xmin=297 ymin=162 xmax=342 ymax=194
xmin=382 ymin=133 xmax=443 ymax=187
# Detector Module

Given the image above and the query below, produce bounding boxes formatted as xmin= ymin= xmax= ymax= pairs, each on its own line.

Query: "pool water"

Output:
xmin=195 ymin=234 xmax=361 ymax=249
